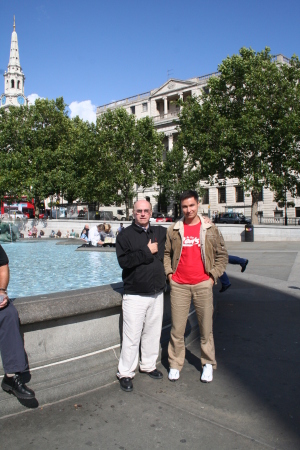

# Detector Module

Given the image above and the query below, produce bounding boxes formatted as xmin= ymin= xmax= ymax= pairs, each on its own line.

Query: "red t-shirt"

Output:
xmin=172 ymin=221 xmax=209 ymax=285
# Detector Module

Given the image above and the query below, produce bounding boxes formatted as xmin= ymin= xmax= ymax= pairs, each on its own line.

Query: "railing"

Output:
xmin=97 ymin=91 xmax=151 ymax=113
xmin=271 ymin=54 xmax=290 ymax=64
xmin=197 ymin=71 xmax=220 ymax=84
xmin=258 ymin=217 xmax=300 ymax=226
xmin=152 ymin=111 xmax=179 ymax=122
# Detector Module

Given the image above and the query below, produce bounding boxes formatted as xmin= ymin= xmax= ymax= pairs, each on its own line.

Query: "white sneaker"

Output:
xmin=201 ymin=364 xmax=213 ymax=383
xmin=168 ymin=368 xmax=180 ymax=382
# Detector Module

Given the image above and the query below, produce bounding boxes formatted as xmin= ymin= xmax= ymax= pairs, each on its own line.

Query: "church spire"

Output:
xmin=9 ymin=15 xmax=21 ymax=69
xmin=0 ymin=16 xmax=27 ymax=108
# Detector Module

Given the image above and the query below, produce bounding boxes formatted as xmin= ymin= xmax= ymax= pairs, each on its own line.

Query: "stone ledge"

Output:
xmin=12 ymin=282 xmax=124 ymax=325
xmin=0 ymin=283 xmax=200 ymax=416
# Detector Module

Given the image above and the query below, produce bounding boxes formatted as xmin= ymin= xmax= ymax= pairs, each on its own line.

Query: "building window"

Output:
xmin=142 ymin=103 xmax=148 ymax=112
xmin=17 ymin=80 xmax=20 ymax=89
xmin=202 ymin=189 xmax=209 ymax=205
xmin=274 ymin=210 xmax=283 ymax=218
xmin=235 ymin=186 xmax=244 ymax=203
xmin=11 ymin=80 xmax=15 ymax=88
xmin=130 ymin=106 xmax=135 ymax=115
xmin=218 ymin=187 xmax=226 ymax=203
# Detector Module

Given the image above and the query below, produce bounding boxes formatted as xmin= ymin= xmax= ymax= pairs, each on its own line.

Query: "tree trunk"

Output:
xmin=125 ymin=199 xmax=129 ymax=221
xmin=34 ymin=197 xmax=40 ymax=219
xmin=251 ymin=190 xmax=259 ymax=225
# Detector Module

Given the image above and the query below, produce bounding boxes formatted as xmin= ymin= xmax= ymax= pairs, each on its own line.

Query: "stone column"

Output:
xmin=167 ymin=133 xmax=174 ymax=151
xmin=164 ymin=97 xmax=168 ymax=115
xmin=179 ymin=92 xmax=183 ymax=111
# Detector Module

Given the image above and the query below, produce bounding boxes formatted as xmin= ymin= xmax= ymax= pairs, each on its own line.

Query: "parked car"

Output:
xmin=155 ymin=216 xmax=173 ymax=223
xmin=77 ymin=210 xmax=87 ymax=219
xmin=9 ymin=211 xmax=27 ymax=220
xmin=150 ymin=212 xmax=165 ymax=223
xmin=218 ymin=213 xmax=251 ymax=224
xmin=112 ymin=209 xmax=127 ymax=221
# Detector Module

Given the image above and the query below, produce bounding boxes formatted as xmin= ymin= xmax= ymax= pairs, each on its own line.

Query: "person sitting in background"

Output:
xmin=56 ymin=230 xmax=62 ymax=238
xmin=39 ymin=230 xmax=45 ymax=238
xmin=0 ymin=245 xmax=35 ymax=400
xmin=31 ymin=226 xmax=38 ymax=238
xmin=89 ymin=224 xmax=104 ymax=246
xmin=81 ymin=224 xmax=90 ymax=241
xmin=117 ymin=223 xmax=124 ymax=234
xmin=103 ymin=224 xmax=116 ymax=247
xmin=70 ymin=229 xmax=76 ymax=238
xmin=80 ymin=229 xmax=89 ymax=242
xmin=219 ymin=255 xmax=249 ymax=292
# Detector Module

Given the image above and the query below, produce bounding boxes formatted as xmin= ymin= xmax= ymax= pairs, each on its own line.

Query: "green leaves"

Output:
xmin=177 ymin=47 xmax=300 ymax=223
xmin=95 ymin=108 xmax=164 ymax=218
xmin=0 ymin=102 xmax=164 ymax=218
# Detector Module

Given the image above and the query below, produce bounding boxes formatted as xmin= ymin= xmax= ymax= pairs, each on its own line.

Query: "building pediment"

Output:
xmin=151 ymin=79 xmax=197 ymax=97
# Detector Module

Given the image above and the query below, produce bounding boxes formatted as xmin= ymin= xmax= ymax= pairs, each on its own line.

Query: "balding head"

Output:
xmin=133 ymin=200 xmax=152 ymax=227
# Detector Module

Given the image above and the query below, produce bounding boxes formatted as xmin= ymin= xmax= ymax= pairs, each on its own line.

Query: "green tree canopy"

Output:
xmin=178 ymin=47 xmax=300 ymax=223
xmin=96 ymin=108 xmax=164 ymax=218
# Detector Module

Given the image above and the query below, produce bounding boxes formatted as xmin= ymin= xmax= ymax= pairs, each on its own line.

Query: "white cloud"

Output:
xmin=27 ymin=93 xmax=43 ymax=105
xmin=69 ymin=100 xmax=96 ymax=123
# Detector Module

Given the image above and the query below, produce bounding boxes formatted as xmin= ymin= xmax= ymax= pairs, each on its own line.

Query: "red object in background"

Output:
xmin=1 ymin=196 xmax=35 ymax=218
xmin=156 ymin=217 xmax=173 ymax=222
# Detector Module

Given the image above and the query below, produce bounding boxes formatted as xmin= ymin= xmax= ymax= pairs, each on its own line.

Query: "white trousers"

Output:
xmin=117 ymin=291 xmax=164 ymax=379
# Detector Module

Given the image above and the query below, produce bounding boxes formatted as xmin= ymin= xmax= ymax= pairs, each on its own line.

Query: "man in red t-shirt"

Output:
xmin=164 ymin=190 xmax=228 ymax=383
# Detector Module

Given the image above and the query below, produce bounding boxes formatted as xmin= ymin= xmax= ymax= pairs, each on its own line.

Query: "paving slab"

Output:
xmin=0 ymin=241 xmax=300 ymax=450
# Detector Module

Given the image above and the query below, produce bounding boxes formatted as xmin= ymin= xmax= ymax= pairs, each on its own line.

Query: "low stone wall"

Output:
xmin=218 ymin=224 xmax=300 ymax=241
xmin=0 ymin=283 xmax=199 ymax=415
xmin=8 ymin=218 xmax=300 ymax=241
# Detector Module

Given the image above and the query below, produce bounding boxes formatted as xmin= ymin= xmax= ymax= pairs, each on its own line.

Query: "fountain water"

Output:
xmin=3 ymin=240 xmax=122 ymax=298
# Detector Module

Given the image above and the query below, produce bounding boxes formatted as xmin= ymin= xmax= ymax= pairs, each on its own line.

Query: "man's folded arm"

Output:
xmin=116 ymin=239 xmax=154 ymax=269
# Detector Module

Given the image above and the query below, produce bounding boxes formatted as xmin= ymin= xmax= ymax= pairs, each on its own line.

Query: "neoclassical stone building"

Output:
xmin=0 ymin=17 xmax=28 ymax=109
xmin=96 ymin=56 xmax=300 ymax=221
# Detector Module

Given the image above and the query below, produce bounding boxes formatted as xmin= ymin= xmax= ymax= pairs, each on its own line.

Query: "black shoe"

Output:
xmin=219 ymin=284 xmax=231 ymax=293
xmin=119 ymin=377 xmax=133 ymax=392
xmin=241 ymin=260 xmax=249 ymax=273
xmin=139 ymin=368 xmax=163 ymax=379
xmin=1 ymin=374 xmax=35 ymax=399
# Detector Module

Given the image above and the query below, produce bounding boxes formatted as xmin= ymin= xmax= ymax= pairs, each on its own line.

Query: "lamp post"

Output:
xmin=284 ymin=186 xmax=287 ymax=226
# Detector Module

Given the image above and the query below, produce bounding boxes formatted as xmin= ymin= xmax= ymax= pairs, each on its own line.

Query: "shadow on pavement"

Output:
xmin=212 ymin=275 xmax=300 ymax=444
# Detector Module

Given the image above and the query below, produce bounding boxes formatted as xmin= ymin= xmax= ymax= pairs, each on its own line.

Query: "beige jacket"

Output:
xmin=164 ymin=216 xmax=228 ymax=284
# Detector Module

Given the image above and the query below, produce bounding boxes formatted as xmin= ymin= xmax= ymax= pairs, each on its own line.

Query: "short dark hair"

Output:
xmin=180 ymin=190 xmax=199 ymax=203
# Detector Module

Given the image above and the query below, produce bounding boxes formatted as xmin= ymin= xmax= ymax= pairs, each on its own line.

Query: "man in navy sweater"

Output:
xmin=116 ymin=200 xmax=166 ymax=392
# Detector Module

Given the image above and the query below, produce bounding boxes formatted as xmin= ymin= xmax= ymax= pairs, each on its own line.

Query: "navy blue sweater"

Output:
xmin=116 ymin=222 xmax=166 ymax=295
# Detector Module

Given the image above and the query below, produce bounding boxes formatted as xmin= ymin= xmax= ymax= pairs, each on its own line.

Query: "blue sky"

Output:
xmin=1 ymin=0 xmax=300 ymax=122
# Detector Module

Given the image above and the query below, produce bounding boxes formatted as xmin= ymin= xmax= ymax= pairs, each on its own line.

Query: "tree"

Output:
xmin=96 ymin=109 xmax=164 ymax=218
xmin=157 ymin=142 xmax=204 ymax=217
xmin=26 ymin=97 xmax=72 ymax=216
xmin=0 ymin=105 xmax=32 ymax=202
xmin=178 ymin=48 xmax=300 ymax=224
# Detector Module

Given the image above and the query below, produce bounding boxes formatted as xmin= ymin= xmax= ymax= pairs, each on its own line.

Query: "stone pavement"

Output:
xmin=1 ymin=242 xmax=300 ymax=450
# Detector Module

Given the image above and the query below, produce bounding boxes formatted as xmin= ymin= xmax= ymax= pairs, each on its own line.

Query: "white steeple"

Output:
xmin=8 ymin=16 xmax=21 ymax=69
xmin=1 ymin=16 xmax=28 ymax=108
